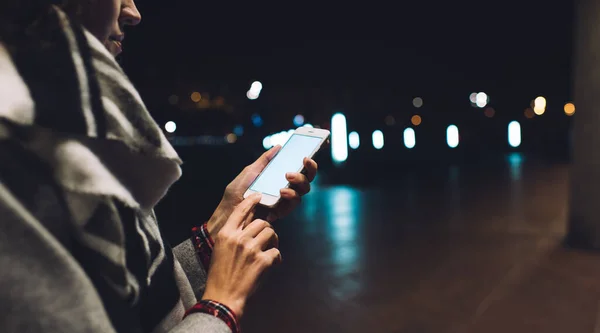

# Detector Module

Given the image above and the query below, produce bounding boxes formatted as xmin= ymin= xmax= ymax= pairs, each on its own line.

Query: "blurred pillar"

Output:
xmin=567 ymin=0 xmax=600 ymax=250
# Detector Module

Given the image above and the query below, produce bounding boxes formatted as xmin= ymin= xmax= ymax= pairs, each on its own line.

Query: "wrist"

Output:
xmin=186 ymin=300 xmax=242 ymax=333
xmin=202 ymin=291 xmax=245 ymax=319
xmin=207 ymin=201 xmax=232 ymax=237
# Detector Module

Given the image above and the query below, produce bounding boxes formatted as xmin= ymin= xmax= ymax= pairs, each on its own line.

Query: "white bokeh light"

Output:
xmin=165 ymin=121 xmax=176 ymax=133
xmin=508 ymin=121 xmax=521 ymax=148
xmin=475 ymin=92 xmax=489 ymax=108
xmin=446 ymin=125 xmax=459 ymax=148
xmin=469 ymin=93 xmax=477 ymax=104
xmin=372 ymin=130 xmax=384 ymax=149
xmin=251 ymin=81 xmax=263 ymax=91
xmin=404 ymin=128 xmax=416 ymax=149
xmin=331 ymin=113 xmax=348 ymax=163
xmin=348 ymin=131 xmax=360 ymax=149
xmin=262 ymin=136 xmax=272 ymax=150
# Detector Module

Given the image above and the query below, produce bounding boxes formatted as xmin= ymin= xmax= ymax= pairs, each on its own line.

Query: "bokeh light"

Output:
xmin=524 ymin=108 xmax=535 ymax=119
xmin=564 ymin=103 xmax=576 ymax=116
xmin=508 ymin=121 xmax=521 ymax=148
xmin=251 ymin=114 xmax=263 ymax=127
xmin=262 ymin=136 xmax=272 ymax=150
xmin=226 ymin=133 xmax=237 ymax=144
xmin=533 ymin=96 xmax=546 ymax=115
xmin=385 ymin=115 xmax=396 ymax=126
xmin=247 ymin=81 xmax=263 ymax=100
xmin=372 ymin=130 xmax=384 ymax=150
xmin=413 ymin=97 xmax=424 ymax=108
xmin=190 ymin=92 xmax=202 ymax=102
xmin=475 ymin=92 xmax=489 ymax=108
xmin=446 ymin=125 xmax=459 ymax=148
xmin=168 ymin=95 xmax=179 ymax=105
xmin=233 ymin=125 xmax=244 ymax=136
xmin=404 ymin=128 xmax=416 ymax=149
xmin=251 ymin=81 xmax=263 ymax=91
xmin=331 ymin=113 xmax=348 ymax=163
xmin=349 ymin=131 xmax=360 ymax=149
xmin=469 ymin=93 xmax=477 ymax=104
xmin=165 ymin=121 xmax=176 ymax=133
xmin=294 ymin=114 xmax=305 ymax=127
xmin=411 ymin=115 xmax=422 ymax=126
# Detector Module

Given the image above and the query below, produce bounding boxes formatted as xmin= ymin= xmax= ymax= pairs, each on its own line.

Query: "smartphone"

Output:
xmin=244 ymin=127 xmax=330 ymax=207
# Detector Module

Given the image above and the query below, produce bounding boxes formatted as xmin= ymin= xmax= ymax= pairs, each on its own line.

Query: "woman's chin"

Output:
xmin=104 ymin=41 xmax=122 ymax=57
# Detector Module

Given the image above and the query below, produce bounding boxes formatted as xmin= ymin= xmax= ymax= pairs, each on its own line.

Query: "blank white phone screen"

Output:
xmin=250 ymin=134 xmax=323 ymax=196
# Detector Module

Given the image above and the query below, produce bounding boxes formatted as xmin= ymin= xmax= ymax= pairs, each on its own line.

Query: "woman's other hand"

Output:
xmin=207 ymin=146 xmax=318 ymax=237
xmin=202 ymin=194 xmax=281 ymax=318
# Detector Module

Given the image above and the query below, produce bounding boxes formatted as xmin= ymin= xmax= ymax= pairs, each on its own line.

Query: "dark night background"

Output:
xmin=107 ymin=2 xmax=600 ymax=332
xmin=117 ymin=0 xmax=576 ymax=244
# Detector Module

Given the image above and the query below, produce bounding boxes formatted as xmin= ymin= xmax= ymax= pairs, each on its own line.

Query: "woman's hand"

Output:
xmin=206 ymin=145 xmax=318 ymax=237
xmin=202 ymin=194 xmax=281 ymax=318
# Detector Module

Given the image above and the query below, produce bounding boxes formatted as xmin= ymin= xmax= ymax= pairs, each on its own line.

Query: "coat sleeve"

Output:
xmin=172 ymin=216 xmax=215 ymax=301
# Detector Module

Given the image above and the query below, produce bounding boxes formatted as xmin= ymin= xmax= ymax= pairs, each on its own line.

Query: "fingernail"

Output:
xmin=252 ymin=193 xmax=262 ymax=199
xmin=286 ymin=173 xmax=295 ymax=180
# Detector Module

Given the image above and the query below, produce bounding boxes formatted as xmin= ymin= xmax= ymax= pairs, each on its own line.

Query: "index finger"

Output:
xmin=223 ymin=193 xmax=262 ymax=231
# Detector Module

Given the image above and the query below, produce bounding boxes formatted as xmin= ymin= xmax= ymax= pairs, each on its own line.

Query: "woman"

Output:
xmin=0 ymin=1 xmax=318 ymax=332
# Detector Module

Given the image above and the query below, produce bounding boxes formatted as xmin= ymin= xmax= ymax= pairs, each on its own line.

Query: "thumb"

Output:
xmin=250 ymin=145 xmax=281 ymax=170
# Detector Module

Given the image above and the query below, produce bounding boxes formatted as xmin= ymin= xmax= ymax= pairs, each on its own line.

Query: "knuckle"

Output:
xmin=232 ymin=234 xmax=245 ymax=247
xmin=253 ymin=219 xmax=269 ymax=230
xmin=261 ymin=219 xmax=272 ymax=229
xmin=268 ymin=250 xmax=281 ymax=265
xmin=243 ymin=241 xmax=255 ymax=253
xmin=215 ymin=230 xmax=229 ymax=242
xmin=258 ymin=255 xmax=270 ymax=268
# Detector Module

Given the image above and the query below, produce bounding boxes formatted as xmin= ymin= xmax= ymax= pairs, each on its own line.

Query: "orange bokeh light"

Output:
xmin=564 ymin=103 xmax=575 ymax=116
xmin=411 ymin=115 xmax=422 ymax=126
